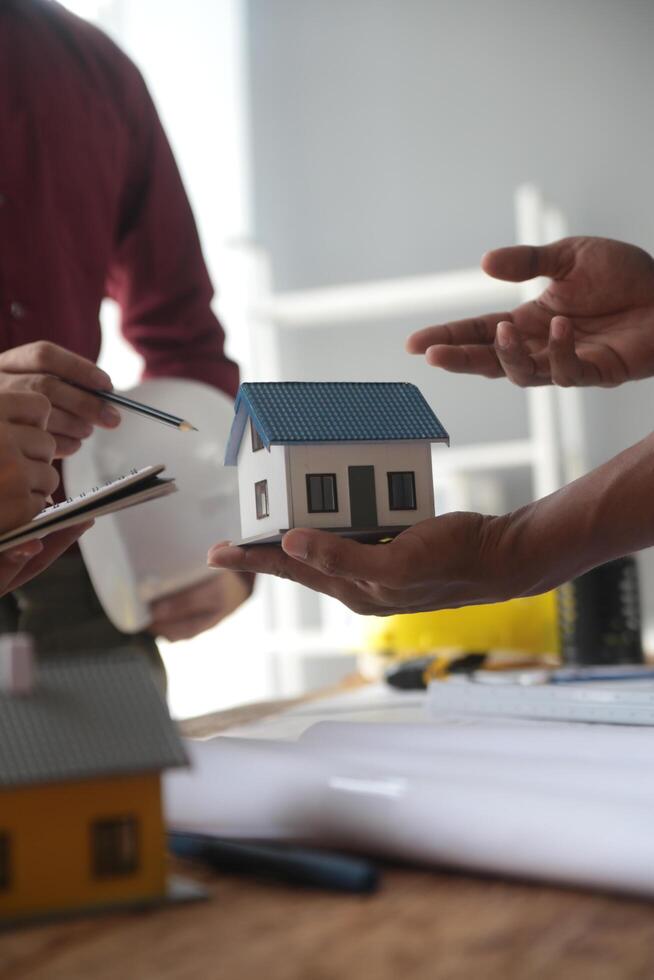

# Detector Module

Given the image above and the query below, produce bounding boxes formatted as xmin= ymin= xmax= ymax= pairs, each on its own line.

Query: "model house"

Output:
xmin=224 ymin=381 xmax=449 ymax=544
xmin=0 ymin=641 xmax=190 ymax=924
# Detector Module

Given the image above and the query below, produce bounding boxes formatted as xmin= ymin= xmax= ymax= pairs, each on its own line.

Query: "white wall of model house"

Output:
xmin=236 ymin=432 xmax=289 ymax=541
xmin=286 ymin=442 xmax=435 ymax=531
xmin=237 ymin=431 xmax=436 ymax=540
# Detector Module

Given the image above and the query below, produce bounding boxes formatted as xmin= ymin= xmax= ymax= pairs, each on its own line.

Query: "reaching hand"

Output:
xmin=0 ymin=342 xmax=119 ymax=456
xmin=406 ymin=237 xmax=654 ymax=387
xmin=149 ymin=569 xmax=254 ymax=642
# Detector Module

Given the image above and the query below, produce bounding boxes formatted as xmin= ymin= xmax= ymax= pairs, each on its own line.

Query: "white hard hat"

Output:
xmin=63 ymin=378 xmax=239 ymax=633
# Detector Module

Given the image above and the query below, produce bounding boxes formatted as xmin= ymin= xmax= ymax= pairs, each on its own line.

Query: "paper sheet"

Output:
xmin=220 ymin=683 xmax=429 ymax=741
xmin=300 ymin=718 xmax=654 ymax=764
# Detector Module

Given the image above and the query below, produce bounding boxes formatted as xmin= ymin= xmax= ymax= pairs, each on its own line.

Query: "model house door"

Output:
xmin=348 ymin=466 xmax=377 ymax=527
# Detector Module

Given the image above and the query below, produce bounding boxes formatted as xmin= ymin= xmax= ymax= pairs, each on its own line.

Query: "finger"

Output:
xmin=208 ymin=542 xmax=301 ymax=576
xmin=53 ymin=435 xmax=83 ymax=458
xmin=281 ymin=527 xmax=434 ymax=596
xmin=26 ymin=459 xmax=60 ymax=497
xmin=406 ymin=314 xmax=510 ymax=354
xmin=233 ymin=570 xmax=255 ymax=598
xmin=152 ymin=571 xmax=254 ymax=630
xmin=548 ymin=316 xmax=599 ymax=386
xmin=11 ymin=424 xmax=57 ymax=463
xmin=424 ymin=344 xmax=505 ymax=378
xmin=208 ymin=542 xmax=348 ymax=595
xmin=31 ymin=376 xmax=121 ymax=429
xmin=6 ymin=522 xmax=92 ymax=591
xmin=494 ymin=321 xmax=542 ymax=386
xmin=48 ymin=407 xmax=94 ymax=441
xmin=27 ymin=494 xmax=48 ymax=517
xmin=150 ymin=611 xmax=224 ymax=643
xmin=281 ymin=528 xmax=400 ymax=586
xmin=150 ymin=578 xmax=222 ymax=622
xmin=481 ymin=240 xmax=574 ymax=283
xmin=208 ymin=542 xmax=375 ymax=614
xmin=0 ymin=342 xmax=112 ymax=390
xmin=0 ymin=542 xmax=42 ymax=596
xmin=0 ymin=391 xmax=51 ymax=428
xmin=4 ymin=540 xmax=44 ymax=563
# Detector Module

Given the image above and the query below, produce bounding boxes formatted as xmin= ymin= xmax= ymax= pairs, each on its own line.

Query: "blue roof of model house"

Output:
xmin=225 ymin=382 xmax=449 ymax=464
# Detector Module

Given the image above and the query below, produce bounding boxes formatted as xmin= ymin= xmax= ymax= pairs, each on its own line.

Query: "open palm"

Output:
xmin=407 ymin=237 xmax=654 ymax=387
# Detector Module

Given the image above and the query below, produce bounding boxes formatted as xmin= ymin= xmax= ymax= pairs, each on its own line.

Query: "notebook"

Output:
xmin=0 ymin=464 xmax=176 ymax=552
xmin=427 ymin=675 xmax=654 ymax=725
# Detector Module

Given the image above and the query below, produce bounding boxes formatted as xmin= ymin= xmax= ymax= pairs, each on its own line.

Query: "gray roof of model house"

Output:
xmin=0 ymin=651 xmax=187 ymax=788
xmin=225 ymin=382 xmax=449 ymax=464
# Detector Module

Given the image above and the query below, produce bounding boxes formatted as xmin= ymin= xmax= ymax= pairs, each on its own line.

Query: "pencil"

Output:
xmin=74 ymin=384 xmax=198 ymax=432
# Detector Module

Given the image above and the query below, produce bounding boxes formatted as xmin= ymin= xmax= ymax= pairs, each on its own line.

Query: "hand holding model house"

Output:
xmin=209 ymin=238 xmax=654 ymax=615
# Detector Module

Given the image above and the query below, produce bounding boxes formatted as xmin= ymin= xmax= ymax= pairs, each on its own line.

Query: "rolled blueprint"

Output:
xmin=165 ymin=731 xmax=654 ymax=897
xmin=300 ymin=719 xmax=654 ymax=765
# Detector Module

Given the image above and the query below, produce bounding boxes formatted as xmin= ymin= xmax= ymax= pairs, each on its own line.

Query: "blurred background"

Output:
xmin=61 ymin=0 xmax=654 ymax=717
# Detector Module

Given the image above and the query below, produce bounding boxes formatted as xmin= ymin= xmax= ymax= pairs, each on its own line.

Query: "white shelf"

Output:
xmin=251 ymin=268 xmax=520 ymax=328
xmin=434 ymin=440 xmax=537 ymax=474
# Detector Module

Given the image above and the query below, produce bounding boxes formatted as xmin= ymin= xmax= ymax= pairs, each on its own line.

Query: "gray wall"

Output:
xmin=245 ymin=0 xmax=654 ymax=636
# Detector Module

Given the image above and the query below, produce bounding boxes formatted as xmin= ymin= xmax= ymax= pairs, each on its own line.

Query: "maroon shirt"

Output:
xmin=0 ymin=0 xmax=239 ymax=394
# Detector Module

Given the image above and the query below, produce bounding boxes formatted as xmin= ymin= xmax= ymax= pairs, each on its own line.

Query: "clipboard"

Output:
xmin=0 ymin=465 xmax=176 ymax=552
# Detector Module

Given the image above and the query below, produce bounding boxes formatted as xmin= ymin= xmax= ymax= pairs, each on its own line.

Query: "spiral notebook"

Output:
xmin=0 ymin=464 xmax=176 ymax=552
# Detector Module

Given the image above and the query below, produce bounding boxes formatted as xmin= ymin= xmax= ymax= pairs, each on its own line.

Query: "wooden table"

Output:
xmin=3 ymin=695 xmax=654 ymax=980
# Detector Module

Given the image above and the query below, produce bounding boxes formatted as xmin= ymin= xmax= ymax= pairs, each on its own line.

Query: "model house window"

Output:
xmin=250 ymin=420 xmax=264 ymax=452
xmin=255 ymin=479 xmax=269 ymax=519
xmin=306 ymin=474 xmax=338 ymax=513
xmin=388 ymin=471 xmax=417 ymax=510
xmin=91 ymin=816 xmax=139 ymax=877
xmin=0 ymin=833 xmax=10 ymax=890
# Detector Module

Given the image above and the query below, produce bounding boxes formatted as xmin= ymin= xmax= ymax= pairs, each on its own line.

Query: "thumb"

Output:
xmin=4 ymin=540 xmax=43 ymax=563
xmin=282 ymin=528 xmax=390 ymax=583
xmin=481 ymin=240 xmax=573 ymax=283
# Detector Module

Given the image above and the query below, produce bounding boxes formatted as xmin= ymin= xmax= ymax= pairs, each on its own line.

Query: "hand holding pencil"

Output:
xmin=0 ymin=342 xmax=196 ymax=457
xmin=73 ymin=385 xmax=197 ymax=432
xmin=0 ymin=342 xmax=120 ymax=457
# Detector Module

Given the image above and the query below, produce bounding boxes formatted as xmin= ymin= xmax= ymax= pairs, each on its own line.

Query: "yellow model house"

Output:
xmin=0 ymin=646 xmax=189 ymax=924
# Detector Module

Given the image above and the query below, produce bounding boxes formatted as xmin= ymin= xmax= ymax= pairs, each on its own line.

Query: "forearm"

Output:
xmin=502 ymin=432 xmax=654 ymax=596
xmin=112 ymin=209 xmax=240 ymax=396
xmin=132 ymin=299 xmax=239 ymax=396
xmin=107 ymin=68 xmax=239 ymax=399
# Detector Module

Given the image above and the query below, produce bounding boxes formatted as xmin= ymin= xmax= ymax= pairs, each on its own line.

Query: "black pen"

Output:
xmin=168 ymin=831 xmax=379 ymax=894
xmin=72 ymin=383 xmax=198 ymax=431
xmin=385 ymin=652 xmax=487 ymax=690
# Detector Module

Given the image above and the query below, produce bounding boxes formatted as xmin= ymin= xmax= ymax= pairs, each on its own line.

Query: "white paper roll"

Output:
xmin=164 ymin=733 xmax=654 ymax=897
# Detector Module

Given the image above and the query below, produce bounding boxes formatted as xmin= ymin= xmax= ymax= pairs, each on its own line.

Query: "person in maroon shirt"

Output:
xmin=0 ymin=0 xmax=250 ymax=665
